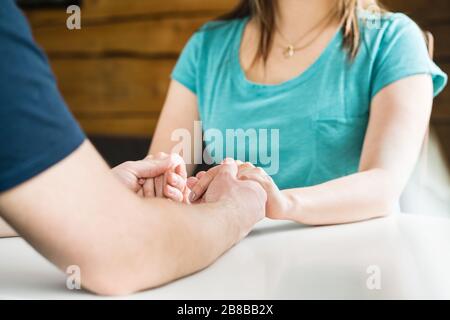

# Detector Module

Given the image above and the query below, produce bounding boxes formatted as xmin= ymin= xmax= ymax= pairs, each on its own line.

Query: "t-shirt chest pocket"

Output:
xmin=313 ymin=84 xmax=369 ymax=122
xmin=314 ymin=94 xmax=349 ymax=121
xmin=312 ymin=68 xmax=370 ymax=121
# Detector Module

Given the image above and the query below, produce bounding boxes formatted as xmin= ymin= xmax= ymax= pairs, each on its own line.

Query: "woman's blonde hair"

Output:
xmin=340 ymin=0 xmax=386 ymax=58
xmin=218 ymin=0 xmax=385 ymax=61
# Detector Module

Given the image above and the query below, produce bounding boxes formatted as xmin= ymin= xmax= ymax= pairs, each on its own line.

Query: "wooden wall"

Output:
xmin=24 ymin=0 xmax=450 ymax=161
xmin=25 ymin=0 xmax=237 ymax=137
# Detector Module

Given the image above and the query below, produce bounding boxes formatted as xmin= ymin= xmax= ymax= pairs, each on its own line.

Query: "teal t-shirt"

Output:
xmin=171 ymin=12 xmax=447 ymax=190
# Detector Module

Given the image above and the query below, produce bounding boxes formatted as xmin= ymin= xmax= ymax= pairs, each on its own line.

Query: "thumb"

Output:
xmin=186 ymin=176 xmax=199 ymax=190
xmin=132 ymin=154 xmax=185 ymax=178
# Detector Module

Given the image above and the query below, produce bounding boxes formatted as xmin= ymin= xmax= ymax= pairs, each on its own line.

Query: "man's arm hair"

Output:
xmin=0 ymin=141 xmax=240 ymax=295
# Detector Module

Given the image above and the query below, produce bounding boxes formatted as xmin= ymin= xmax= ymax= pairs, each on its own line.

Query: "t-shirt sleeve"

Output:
xmin=370 ymin=13 xmax=448 ymax=100
xmin=171 ymin=30 xmax=204 ymax=95
xmin=0 ymin=1 xmax=86 ymax=192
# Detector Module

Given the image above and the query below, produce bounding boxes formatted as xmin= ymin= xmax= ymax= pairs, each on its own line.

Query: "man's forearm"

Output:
xmin=130 ymin=199 xmax=241 ymax=293
xmin=1 ymin=195 xmax=240 ymax=296
xmin=0 ymin=142 xmax=256 ymax=295
xmin=0 ymin=217 xmax=17 ymax=238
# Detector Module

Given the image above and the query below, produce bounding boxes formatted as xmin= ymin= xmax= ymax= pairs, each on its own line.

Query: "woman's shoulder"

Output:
xmin=172 ymin=17 xmax=247 ymax=90
xmin=358 ymin=10 xmax=427 ymax=57
xmin=359 ymin=10 xmax=415 ymax=26
xmin=355 ymin=10 xmax=447 ymax=99
xmin=191 ymin=18 xmax=247 ymax=49
xmin=359 ymin=11 xmax=423 ymax=42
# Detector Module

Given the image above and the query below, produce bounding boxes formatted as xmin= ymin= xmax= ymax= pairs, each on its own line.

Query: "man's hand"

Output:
xmin=112 ymin=153 xmax=188 ymax=202
xmin=194 ymin=159 xmax=267 ymax=239
xmin=188 ymin=160 xmax=290 ymax=220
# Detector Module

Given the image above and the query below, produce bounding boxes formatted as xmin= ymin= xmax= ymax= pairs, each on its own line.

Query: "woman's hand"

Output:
xmin=188 ymin=159 xmax=291 ymax=219
xmin=236 ymin=162 xmax=293 ymax=220
xmin=112 ymin=152 xmax=188 ymax=202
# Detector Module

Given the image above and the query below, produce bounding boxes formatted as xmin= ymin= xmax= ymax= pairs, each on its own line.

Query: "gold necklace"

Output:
xmin=276 ymin=9 xmax=337 ymax=58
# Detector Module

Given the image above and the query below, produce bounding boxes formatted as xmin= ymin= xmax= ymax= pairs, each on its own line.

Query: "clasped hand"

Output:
xmin=112 ymin=154 xmax=291 ymax=219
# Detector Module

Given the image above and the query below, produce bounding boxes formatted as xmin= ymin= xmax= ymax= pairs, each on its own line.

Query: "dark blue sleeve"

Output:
xmin=0 ymin=0 xmax=86 ymax=192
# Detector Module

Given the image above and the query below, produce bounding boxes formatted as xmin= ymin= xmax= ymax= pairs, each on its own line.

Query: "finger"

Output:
xmin=154 ymin=175 xmax=164 ymax=198
xmin=239 ymin=172 xmax=266 ymax=185
xmin=165 ymin=153 xmax=186 ymax=175
xmin=136 ymin=153 xmax=185 ymax=178
xmin=189 ymin=166 xmax=222 ymax=202
xmin=189 ymin=161 xmax=239 ymax=202
xmin=175 ymin=163 xmax=187 ymax=180
xmin=243 ymin=162 xmax=255 ymax=168
xmin=186 ymin=176 xmax=199 ymax=190
xmin=153 ymin=152 xmax=168 ymax=159
xmin=166 ymin=172 xmax=186 ymax=191
xmin=217 ymin=161 xmax=239 ymax=178
xmin=143 ymin=178 xmax=155 ymax=198
xmin=237 ymin=162 xmax=255 ymax=176
xmin=238 ymin=165 xmax=265 ymax=177
xmin=182 ymin=186 xmax=192 ymax=204
xmin=222 ymin=158 xmax=235 ymax=165
xmin=239 ymin=170 xmax=275 ymax=193
xmin=126 ymin=176 xmax=142 ymax=194
xmin=164 ymin=185 xmax=184 ymax=202
xmin=195 ymin=171 xmax=206 ymax=180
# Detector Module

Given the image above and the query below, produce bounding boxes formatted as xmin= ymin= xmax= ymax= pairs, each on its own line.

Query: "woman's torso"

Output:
xmin=172 ymin=12 xmax=447 ymax=190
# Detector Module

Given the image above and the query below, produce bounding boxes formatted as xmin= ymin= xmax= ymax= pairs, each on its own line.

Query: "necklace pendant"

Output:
xmin=284 ymin=45 xmax=295 ymax=58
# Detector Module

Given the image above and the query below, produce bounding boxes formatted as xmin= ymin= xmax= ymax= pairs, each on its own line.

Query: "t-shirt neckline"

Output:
xmin=233 ymin=16 xmax=344 ymax=90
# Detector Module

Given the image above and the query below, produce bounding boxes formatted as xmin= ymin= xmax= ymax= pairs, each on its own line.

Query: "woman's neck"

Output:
xmin=275 ymin=0 xmax=339 ymax=40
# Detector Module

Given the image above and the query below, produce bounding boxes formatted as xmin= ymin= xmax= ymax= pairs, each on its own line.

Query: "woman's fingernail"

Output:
xmin=189 ymin=191 xmax=197 ymax=202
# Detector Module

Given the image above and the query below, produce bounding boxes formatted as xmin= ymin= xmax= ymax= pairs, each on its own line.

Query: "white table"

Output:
xmin=1 ymin=214 xmax=450 ymax=300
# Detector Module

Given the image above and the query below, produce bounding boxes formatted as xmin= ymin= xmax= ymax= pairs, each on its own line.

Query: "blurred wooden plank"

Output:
xmin=78 ymin=116 xmax=158 ymax=137
xmin=24 ymin=9 xmax=67 ymax=27
xmin=28 ymin=18 xmax=450 ymax=60
xmin=25 ymin=0 xmax=448 ymax=28
xmin=50 ymin=58 xmax=175 ymax=114
xmin=32 ymin=17 xmax=208 ymax=55
xmin=82 ymin=0 xmax=238 ymax=19
xmin=382 ymin=0 xmax=450 ymax=23
xmin=25 ymin=0 xmax=237 ymax=27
